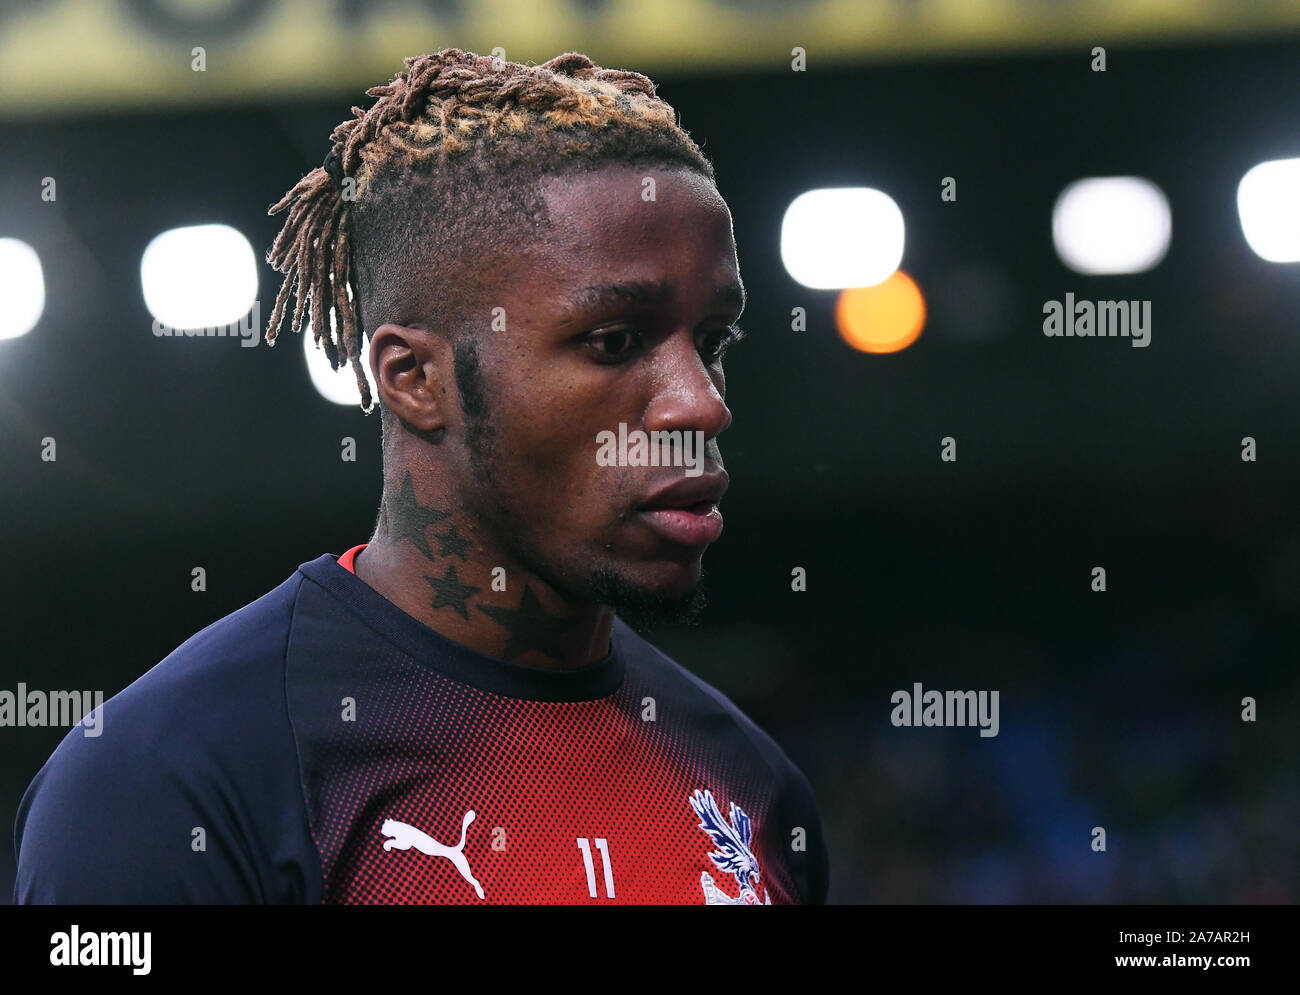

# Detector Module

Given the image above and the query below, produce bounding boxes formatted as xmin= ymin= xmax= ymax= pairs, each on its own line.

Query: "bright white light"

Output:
xmin=781 ymin=187 xmax=905 ymax=289
xmin=1238 ymin=158 xmax=1300 ymax=263
xmin=1052 ymin=177 xmax=1171 ymax=274
xmin=0 ymin=239 xmax=45 ymax=339
xmin=303 ymin=325 xmax=365 ymax=406
xmin=140 ymin=224 xmax=258 ymax=329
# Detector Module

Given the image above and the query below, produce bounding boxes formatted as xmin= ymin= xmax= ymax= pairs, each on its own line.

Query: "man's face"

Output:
xmin=451 ymin=163 xmax=743 ymax=623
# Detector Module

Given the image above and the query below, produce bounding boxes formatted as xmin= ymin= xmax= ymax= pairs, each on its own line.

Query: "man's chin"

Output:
xmin=590 ymin=566 xmax=709 ymax=634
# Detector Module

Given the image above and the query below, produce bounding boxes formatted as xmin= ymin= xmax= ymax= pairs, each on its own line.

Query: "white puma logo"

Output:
xmin=381 ymin=810 xmax=485 ymax=900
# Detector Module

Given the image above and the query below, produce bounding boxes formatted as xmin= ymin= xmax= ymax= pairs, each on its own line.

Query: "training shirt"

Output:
xmin=13 ymin=547 xmax=829 ymax=904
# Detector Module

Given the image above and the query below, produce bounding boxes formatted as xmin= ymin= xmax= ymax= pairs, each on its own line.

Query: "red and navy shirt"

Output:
xmin=13 ymin=549 xmax=829 ymax=904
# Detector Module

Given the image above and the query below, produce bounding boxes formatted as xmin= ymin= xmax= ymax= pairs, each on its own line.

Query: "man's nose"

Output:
xmin=642 ymin=338 xmax=732 ymax=440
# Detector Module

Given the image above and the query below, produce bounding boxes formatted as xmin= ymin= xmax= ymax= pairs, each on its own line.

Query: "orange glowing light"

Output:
xmin=834 ymin=271 xmax=926 ymax=353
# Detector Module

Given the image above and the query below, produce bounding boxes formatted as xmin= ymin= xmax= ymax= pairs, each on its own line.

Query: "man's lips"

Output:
xmin=634 ymin=473 xmax=728 ymax=547
xmin=636 ymin=504 xmax=724 ymax=546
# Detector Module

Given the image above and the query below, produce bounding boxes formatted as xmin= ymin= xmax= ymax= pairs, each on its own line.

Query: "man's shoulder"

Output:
xmin=30 ymin=562 xmax=311 ymax=787
xmin=101 ymin=565 xmax=307 ymax=732
xmin=612 ymin=618 xmax=814 ymax=790
xmin=12 ymin=562 xmax=321 ymax=903
xmin=612 ymin=619 xmax=830 ymax=904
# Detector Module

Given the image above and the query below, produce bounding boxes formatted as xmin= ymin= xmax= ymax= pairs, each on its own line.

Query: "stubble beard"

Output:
xmin=590 ymin=565 xmax=710 ymax=634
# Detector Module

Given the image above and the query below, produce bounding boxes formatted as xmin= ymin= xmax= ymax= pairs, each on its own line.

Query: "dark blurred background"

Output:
xmin=2 ymin=0 xmax=1298 ymax=903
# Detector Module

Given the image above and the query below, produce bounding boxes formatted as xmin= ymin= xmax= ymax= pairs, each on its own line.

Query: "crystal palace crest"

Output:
xmin=689 ymin=788 xmax=772 ymax=905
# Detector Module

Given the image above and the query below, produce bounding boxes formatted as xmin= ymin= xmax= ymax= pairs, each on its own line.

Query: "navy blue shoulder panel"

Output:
xmin=12 ymin=568 xmax=320 ymax=904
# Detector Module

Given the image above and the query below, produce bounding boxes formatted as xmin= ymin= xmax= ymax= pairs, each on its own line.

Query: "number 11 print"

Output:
xmin=576 ymin=837 xmax=615 ymax=899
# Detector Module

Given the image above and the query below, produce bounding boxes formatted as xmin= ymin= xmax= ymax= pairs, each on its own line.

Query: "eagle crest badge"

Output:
xmin=689 ymin=788 xmax=772 ymax=905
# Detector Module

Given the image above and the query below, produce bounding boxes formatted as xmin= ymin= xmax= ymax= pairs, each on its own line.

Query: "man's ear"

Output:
xmin=368 ymin=323 xmax=454 ymax=434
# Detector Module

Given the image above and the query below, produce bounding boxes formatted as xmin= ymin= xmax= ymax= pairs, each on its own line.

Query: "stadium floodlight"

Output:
xmin=141 ymin=224 xmax=258 ymax=330
xmin=1237 ymin=158 xmax=1300 ymax=263
xmin=0 ymin=238 xmax=45 ymax=339
xmin=1052 ymin=177 xmax=1171 ymax=274
xmin=781 ymin=187 xmax=905 ymax=289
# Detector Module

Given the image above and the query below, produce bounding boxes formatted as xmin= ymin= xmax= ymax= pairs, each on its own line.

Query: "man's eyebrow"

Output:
xmin=557 ymin=279 xmax=747 ymax=321
xmin=561 ymin=280 xmax=673 ymax=315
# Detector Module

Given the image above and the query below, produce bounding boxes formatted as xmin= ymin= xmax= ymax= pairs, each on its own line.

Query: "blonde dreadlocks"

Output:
xmin=264 ymin=48 xmax=715 ymax=413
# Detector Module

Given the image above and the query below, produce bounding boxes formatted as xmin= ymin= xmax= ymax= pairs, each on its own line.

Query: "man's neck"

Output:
xmin=353 ymin=471 xmax=614 ymax=670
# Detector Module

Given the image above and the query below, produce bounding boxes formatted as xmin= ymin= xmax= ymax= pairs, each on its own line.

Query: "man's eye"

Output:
xmin=586 ymin=329 xmax=644 ymax=363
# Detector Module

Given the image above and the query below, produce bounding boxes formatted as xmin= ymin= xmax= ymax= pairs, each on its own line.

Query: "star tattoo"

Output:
xmin=432 ymin=523 xmax=471 ymax=560
xmin=425 ymin=564 xmax=481 ymax=620
xmin=477 ymin=585 xmax=572 ymax=662
xmin=386 ymin=471 xmax=451 ymax=561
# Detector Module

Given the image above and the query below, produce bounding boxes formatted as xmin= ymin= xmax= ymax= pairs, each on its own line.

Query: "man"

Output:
xmin=13 ymin=49 xmax=828 ymax=904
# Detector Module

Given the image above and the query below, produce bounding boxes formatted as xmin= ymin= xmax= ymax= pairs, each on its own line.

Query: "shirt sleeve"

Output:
xmin=784 ymin=763 xmax=831 ymax=905
xmin=12 ymin=719 xmax=265 ymax=904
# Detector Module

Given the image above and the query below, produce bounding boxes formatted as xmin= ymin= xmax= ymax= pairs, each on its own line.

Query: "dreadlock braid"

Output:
xmin=265 ymin=48 xmax=715 ymax=414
